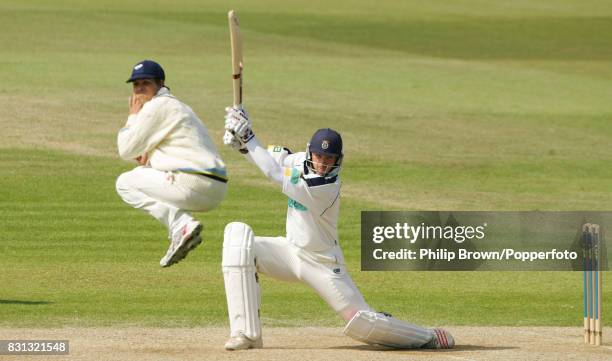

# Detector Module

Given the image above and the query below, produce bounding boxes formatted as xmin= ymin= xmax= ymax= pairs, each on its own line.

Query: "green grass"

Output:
xmin=1 ymin=149 xmax=609 ymax=327
xmin=1 ymin=0 xmax=612 ymax=328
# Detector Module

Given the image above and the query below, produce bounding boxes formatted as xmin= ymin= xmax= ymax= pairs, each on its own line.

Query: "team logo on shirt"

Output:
xmin=288 ymin=198 xmax=307 ymax=211
xmin=321 ymin=140 xmax=329 ymax=150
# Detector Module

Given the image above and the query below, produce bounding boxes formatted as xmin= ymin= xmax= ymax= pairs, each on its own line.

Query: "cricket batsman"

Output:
xmin=115 ymin=60 xmax=228 ymax=267
xmin=221 ymin=106 xmax=455 ymax=350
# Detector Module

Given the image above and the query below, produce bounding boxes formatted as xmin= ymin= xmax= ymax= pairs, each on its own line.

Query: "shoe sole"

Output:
xmin=161 ymin=223 xmax=203 ymax=267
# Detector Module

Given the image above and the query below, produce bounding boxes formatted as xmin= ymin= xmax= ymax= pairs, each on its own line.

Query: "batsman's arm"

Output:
xmin=267 ymin=145 xmax=303 ymax=167
xmin=244 ymin=137 xmax=284 ymax=185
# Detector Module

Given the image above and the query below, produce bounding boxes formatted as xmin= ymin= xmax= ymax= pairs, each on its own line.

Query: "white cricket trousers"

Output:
xmin=224 ymin=234 xmax=435 ymax=347
xmin=254 ymin=237 xmax=371 ymax=320
xmin=115 ymin=166 xmax=227 ymax=235
xmin=223 ymin=232 xmax=372 ymax=340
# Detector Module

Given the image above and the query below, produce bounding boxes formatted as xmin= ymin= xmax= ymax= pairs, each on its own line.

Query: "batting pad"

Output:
xmin=343 ymin=310 xmax=432 ymax=348
xmin=222 ymin=222 xmax=261 ymax=340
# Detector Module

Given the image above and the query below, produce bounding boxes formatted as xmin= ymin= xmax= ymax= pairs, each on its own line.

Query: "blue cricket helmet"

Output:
xmin=306 ymin=128 xmax=343 ymax=177
xmin=126 ymin=60 xmax=165 ymax=83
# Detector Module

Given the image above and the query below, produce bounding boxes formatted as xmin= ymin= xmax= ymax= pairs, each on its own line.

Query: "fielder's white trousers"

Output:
xmin=115 ymin=166 xmax=227 ymax=236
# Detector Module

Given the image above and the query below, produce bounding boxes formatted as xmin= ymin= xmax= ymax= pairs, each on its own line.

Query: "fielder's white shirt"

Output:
xmin=245 ymin=139 xmax=340 ymax=252
xmin=117 ymin=87 xmax=226 ymax=179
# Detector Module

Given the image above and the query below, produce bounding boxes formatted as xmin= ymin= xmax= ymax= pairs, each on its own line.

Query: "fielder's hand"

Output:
xmin=224 ymin=106 xmax=254 ymax=144
xmin=129 ymin=94 xmax=149 ymax=115
xmin=135 ymin=153 xmax=149 ymax=166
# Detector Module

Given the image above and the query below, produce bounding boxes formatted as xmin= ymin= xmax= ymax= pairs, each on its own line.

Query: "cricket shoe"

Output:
xmin=160 ymin=220 xmax=203 ymax=267
xmin=422 ymin=328 xmax=454 ymax=349
xmin=224 ymin=334 xmax=263 ymax=351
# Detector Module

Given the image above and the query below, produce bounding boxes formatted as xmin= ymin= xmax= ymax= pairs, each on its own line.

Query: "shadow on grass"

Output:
xmin=0 ymin=300 xmax=53 ymax=305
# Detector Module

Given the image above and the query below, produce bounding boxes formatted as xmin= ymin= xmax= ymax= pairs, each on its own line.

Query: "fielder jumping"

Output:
xmin=115 ymin=60 xmax=227 ymax=267
xmin=221 ymin=107 xmax=455 ymax=350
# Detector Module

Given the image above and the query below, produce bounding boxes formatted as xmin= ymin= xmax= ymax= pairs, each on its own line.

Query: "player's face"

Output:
xmin=132 ymin=78 xmax=161 ymax=100
xmin=311 ymin=152 xmax=337 ymax=176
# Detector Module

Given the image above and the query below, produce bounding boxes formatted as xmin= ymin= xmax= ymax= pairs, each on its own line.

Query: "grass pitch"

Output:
xmin=1 ymin=0 xmax=612 ymax=328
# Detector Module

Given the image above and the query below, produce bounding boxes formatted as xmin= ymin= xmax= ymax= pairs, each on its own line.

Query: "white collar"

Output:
xmin=156 ymin=87 xmax=170 ymax=96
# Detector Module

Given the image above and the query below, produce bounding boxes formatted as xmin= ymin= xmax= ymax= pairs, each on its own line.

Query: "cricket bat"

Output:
xmin=228 ymin=10 xmax=243 ymax=108
xmin=226 ymin=10 xmax=248 ymax=153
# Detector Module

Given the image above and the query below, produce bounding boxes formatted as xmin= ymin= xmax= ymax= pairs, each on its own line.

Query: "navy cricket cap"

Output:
xmin=309 ymin=128 xmax=343 ymax=156
xmin=126 ymin=60 xmax=165 ymax=83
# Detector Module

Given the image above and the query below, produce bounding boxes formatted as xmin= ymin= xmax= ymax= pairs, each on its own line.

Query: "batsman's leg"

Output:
xmin=296 ymin=245 xmax=452 ymax=349
xmin=343 ymin=311 xmax=454 ymax=349
xmin=222 ymin=222 xmax=262 ymax=350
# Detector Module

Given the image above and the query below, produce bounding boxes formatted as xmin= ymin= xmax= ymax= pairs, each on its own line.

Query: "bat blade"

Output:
xmin=228 ymin=10 xmax=243 ymax=108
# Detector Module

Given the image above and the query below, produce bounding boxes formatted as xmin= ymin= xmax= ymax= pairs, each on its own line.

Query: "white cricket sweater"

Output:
xmin=246 ymin=139 xmax=340 ymax=252
xmin=117 ymin=87 xmax=226 ymax=180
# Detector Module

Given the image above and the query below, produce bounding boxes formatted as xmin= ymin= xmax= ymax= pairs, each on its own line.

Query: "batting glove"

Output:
xmin=224 ymin=106 xmax=254 ymax=144
xmin=223 ymin=129 xmax=248 ymax=153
